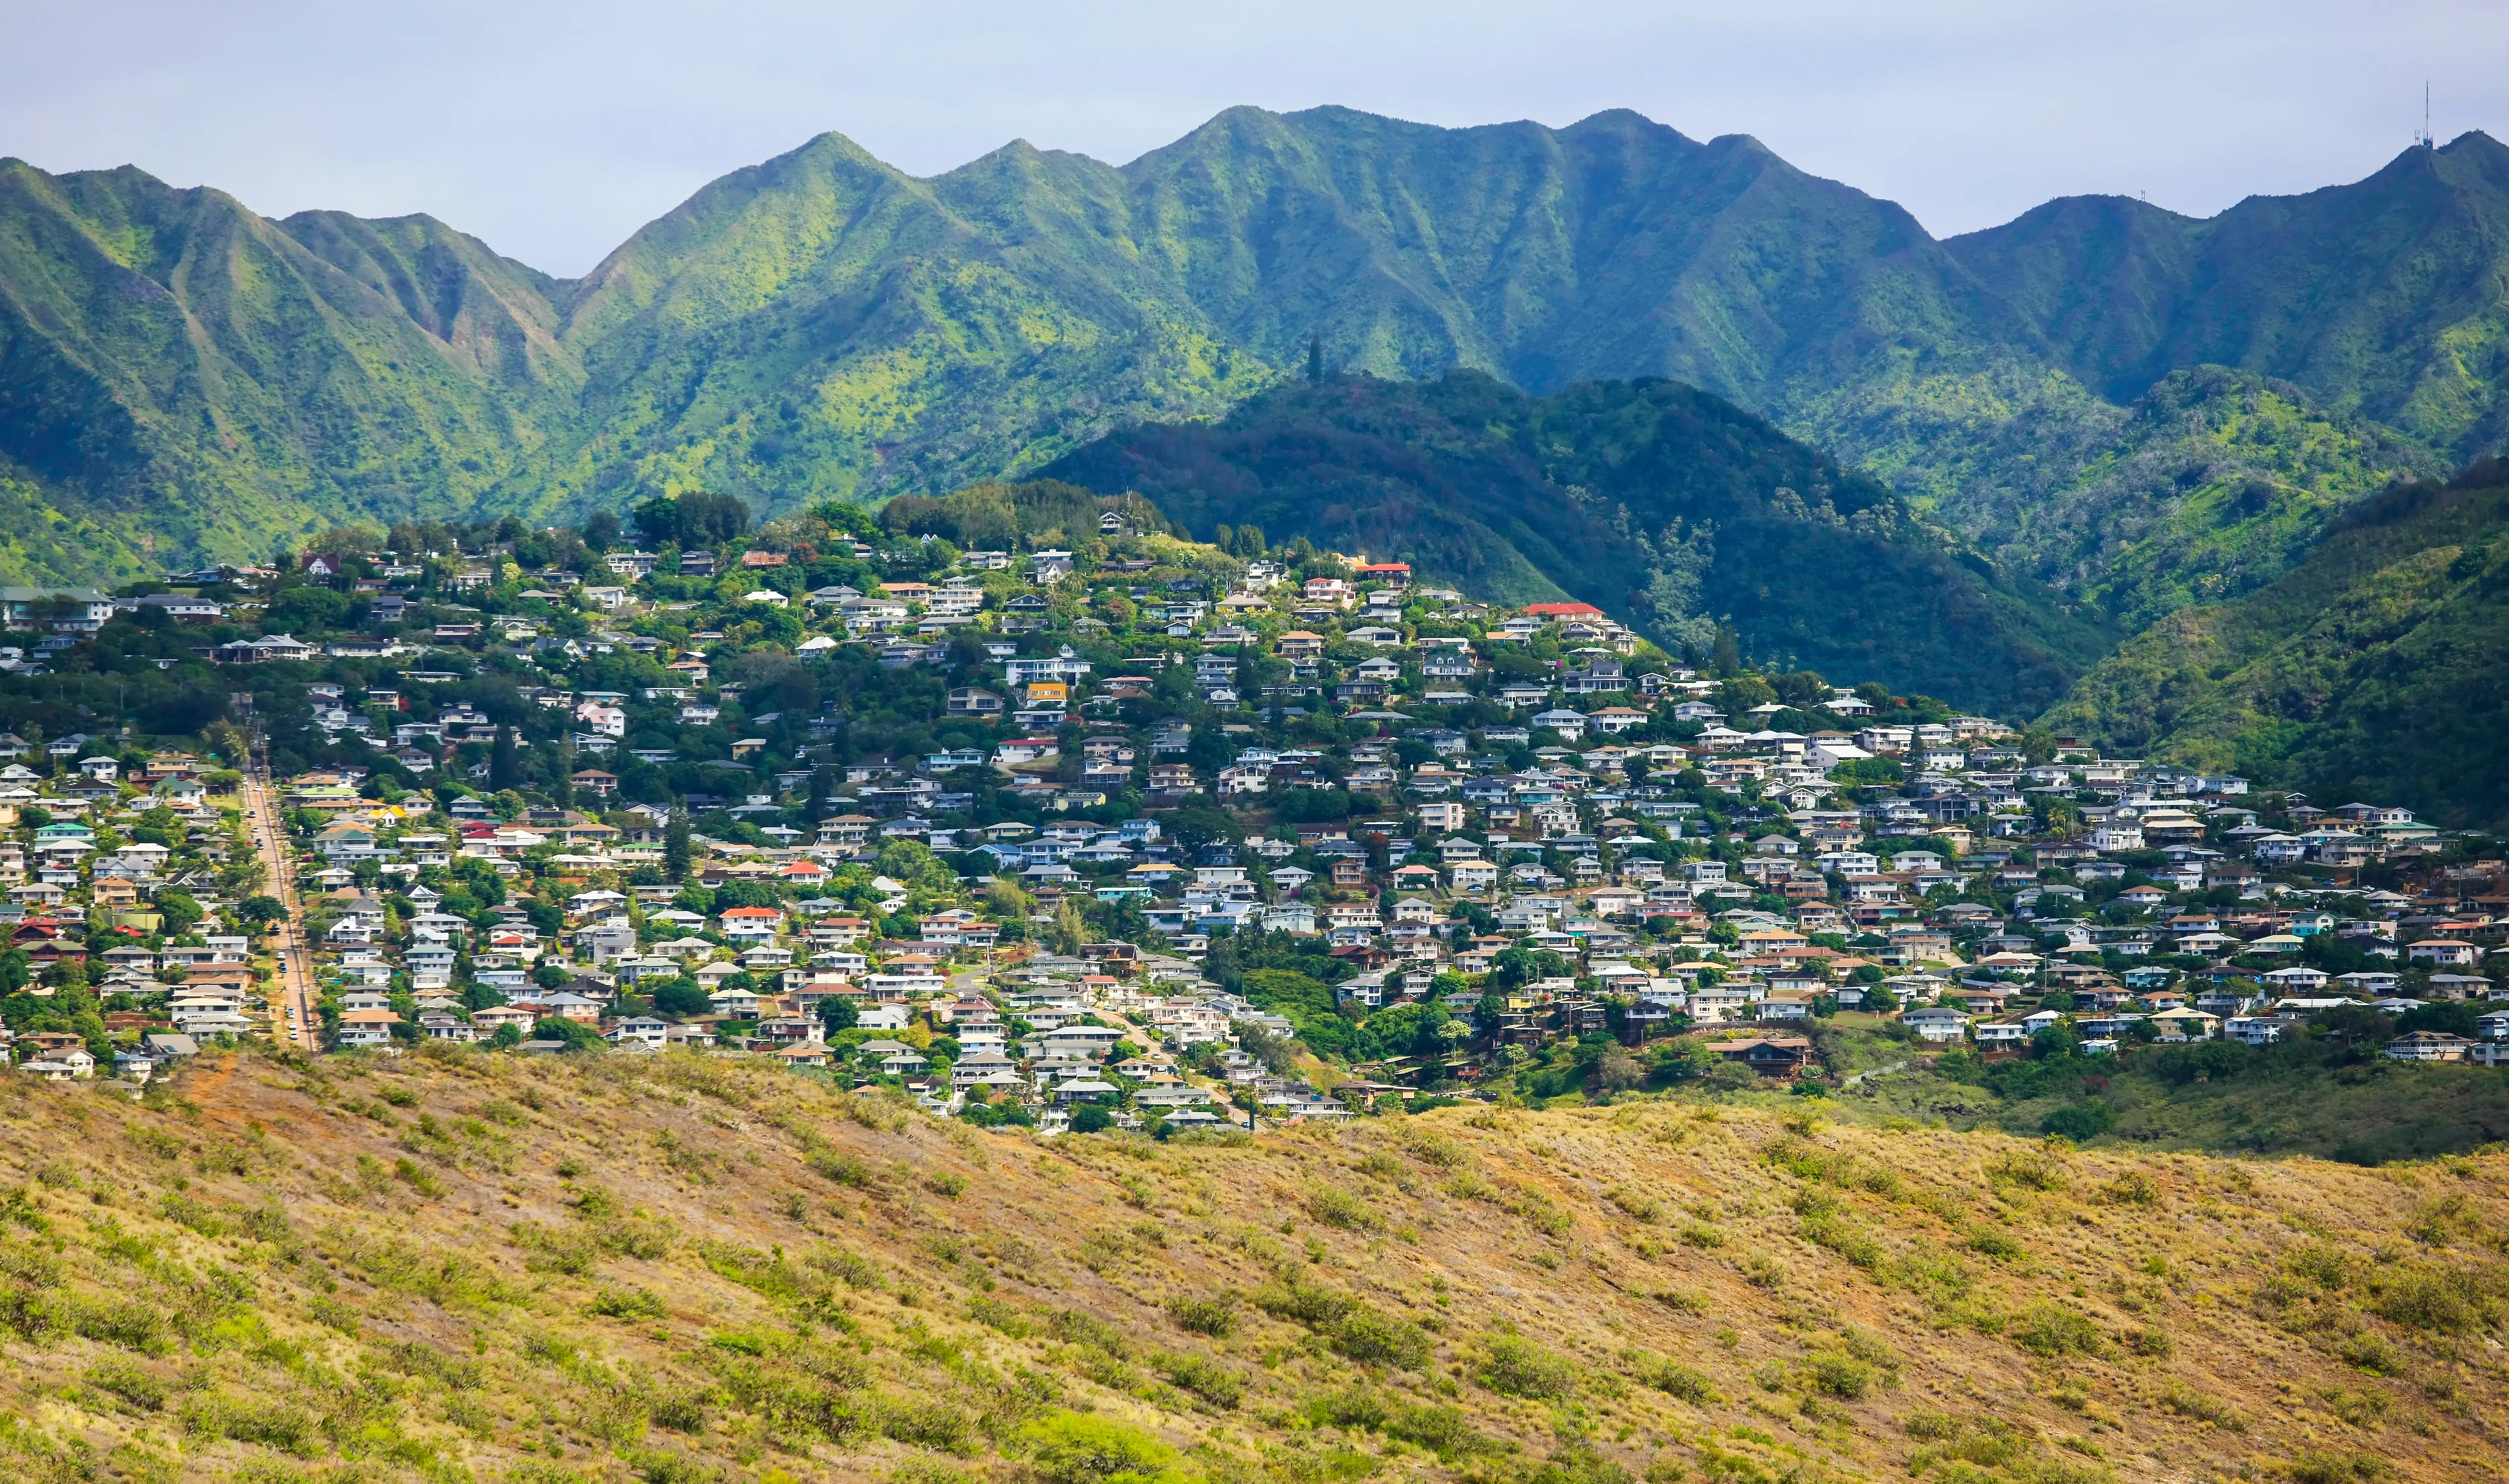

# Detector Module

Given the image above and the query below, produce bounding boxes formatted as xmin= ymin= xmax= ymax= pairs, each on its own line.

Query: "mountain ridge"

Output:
xmin=0 ymin=116 xmax=2501 ymax=650
xmin=1945 ymin=131 xmax=2509 ymax=460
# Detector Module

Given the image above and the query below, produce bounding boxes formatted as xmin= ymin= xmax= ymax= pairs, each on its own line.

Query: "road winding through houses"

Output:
xmin=239 ymin=761 xmax=315 ymax=1048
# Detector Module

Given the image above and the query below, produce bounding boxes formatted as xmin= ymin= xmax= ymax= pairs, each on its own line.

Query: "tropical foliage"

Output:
xmin=4 ymin=115 xmax=2504 ymax=598
xmin=2041 ymin=461 xmax=2509 ymax=826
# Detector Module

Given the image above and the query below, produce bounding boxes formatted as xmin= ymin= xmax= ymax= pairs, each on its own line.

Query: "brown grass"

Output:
xmin=0 ymin=1047 xmax=2501 ymax=1484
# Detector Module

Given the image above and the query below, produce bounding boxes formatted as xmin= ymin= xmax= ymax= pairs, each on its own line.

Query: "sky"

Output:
xmin=3 ymin=0 xmax=2502 ymax=278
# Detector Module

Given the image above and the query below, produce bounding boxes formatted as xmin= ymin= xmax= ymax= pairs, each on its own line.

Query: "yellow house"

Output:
xmin=1021 ymin=681 xmax=1070 ymax=708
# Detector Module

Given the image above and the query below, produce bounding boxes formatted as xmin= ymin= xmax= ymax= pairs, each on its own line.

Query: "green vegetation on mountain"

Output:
xmin=0 ymin=461 xmax=151 ymax=584
xmin=540 ymin=130 xmax=1278 ymax=513
xmin=1045 ymin=370 xmax=2106 ymax=714
xmin=1925 ymin=367 xmax=2443 ymax=630
xmin=4 ymin=113 xmax=2509 ymax=767
xmin=1948 ymin=134 xmax=2509 ymax=464
xmin=0 ymin=160 xmax=575 ymax=579
xmin=2041 ymin=461 xmax=2509 ymax=826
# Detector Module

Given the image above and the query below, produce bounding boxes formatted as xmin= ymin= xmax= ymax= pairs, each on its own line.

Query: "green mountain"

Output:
xmin=1044 ymin=371 xmax=2106 ymax=715
xmin=1946 ymin=134 xmax=2509 ymax=464
xmin=534 ymin=130 xmax=1276 ymax=511
xmin=2 ymin=114 xmax=2504 ymax=632
xmin=504 ymin=105 xmax=2039 ymax=522
xmin=1925 ymin=366 xmax=2444 ymax=631
xmin=2039 ymin=461 xmax=2509 ymax=827
xmin=0 ymin=160 xmax=576 ymax=580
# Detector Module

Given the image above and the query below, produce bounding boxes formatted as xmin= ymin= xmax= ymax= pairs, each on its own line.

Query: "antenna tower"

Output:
xmin=2419 ymin=83 xmax=2434 ymax=150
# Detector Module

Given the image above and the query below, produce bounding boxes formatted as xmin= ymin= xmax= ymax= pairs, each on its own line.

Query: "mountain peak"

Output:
xmin=1558 ymin=109 xmax=1699 ymax=153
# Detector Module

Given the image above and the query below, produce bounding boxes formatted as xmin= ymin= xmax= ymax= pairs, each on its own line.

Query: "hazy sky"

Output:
xmin=4 ymin=0 xmax=2501 ymax=277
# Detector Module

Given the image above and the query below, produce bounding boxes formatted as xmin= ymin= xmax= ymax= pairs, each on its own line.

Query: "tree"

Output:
xmin=1718 ymin=675 xmax=1777 ymax=714
xmin=581 ymin=510 xmax=623 ymax=553
xmin=1704 ymin=1059 xmax=1759 ymax=1090
xmin=1712 ymin=624 xmax=1742 ymax=679
xmin=986 ymin=876 xmax=1035 ymax=922
xmin=1490 ymin=945 xmax=1567 ymax=992
xmin=531 ymin=1016 xmax=604 ymax=1052
xmin=265 ymin=587 xmax=349 ymax=633
xmin=489 ymin=725 xmax=519 ymax=792
xmin=875 ymin=838 xmax=957 ymax=893
xmin=2041 ymin=1100 xmax=2115 ymax=1141
xmin=1233 ymin=1019 xmax=1299 ymax=1073
xmin=1070 ymin=1104 xmax=1115 ymax=1134
xmin=1307 ymin=332 xmax=1324 ymax=383
xmin=652 ymin=977 xmax=712 ymax=1018
xmin=1590 ymin=1043 xmax=1645 ymax=1093
xmin=819 ymin=994 xmax=860 ymax=1035
xmin=664 ymin=806 xmax=691 ymax=882
xmin=714 ymin=878 xmax=781 ymax=910
xmin=1771 ymin=670 xmax=1829 ymax=710
xmin=633 ymin=490 xmax=751 ymax=549
xmin=154 ymin=891 xmax=203 ymax=935
xmin=1051 ymin=900 xmax=1087 ymax=956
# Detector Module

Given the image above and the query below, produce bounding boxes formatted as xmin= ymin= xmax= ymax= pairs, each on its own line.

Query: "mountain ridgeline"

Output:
xmin=1045 ymin=372 xmax=2104 ymax=715
xmin=2 ymin=111 xmax=2505 ymax=594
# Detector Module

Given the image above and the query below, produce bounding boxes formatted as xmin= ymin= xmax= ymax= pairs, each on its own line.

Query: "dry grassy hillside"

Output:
xmin=0 ymin=1049 xmax=2503 ymax=1484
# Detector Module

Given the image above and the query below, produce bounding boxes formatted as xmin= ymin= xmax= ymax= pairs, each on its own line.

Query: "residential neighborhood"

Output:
xmin=3 ymin=496 xmax=2506 ymax=1135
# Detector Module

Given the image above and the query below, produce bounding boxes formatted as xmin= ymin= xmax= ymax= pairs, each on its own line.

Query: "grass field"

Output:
xmin=0 ymin=1046 xmax=2501 ymax=1484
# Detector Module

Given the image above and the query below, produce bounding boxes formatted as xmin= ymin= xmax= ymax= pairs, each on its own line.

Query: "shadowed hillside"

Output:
xmin=1047 ymin=372 xmax=2106 ymax=715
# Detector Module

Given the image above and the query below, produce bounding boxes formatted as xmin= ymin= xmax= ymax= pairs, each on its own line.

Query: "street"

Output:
xmin=237 ymin=760 xmax=314 ymax=1049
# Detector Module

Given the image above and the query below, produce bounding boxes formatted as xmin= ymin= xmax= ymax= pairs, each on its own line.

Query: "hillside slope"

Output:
xmin=6 ymin=116 xmax=2504 ymax=595
xmin=1948 ymin=133 xmax=2509 ymax=463
xmin=2 ymin=1048 xmax=2500 ymax=1484
xmin=2039 ymin=464 xmax=2509 ymax=826
xmin=1926 ymin=367 xmax=2444 ymax=630
xmin=1046 ymin=372 xmax=2106 ymax=715
xmin=0 ymin=159 xmax=575 ymax=578
xmin=534 ymin=130 xmax=1278 ymax=513
xmin=511 ymin=106 xmax=2038 ymax=523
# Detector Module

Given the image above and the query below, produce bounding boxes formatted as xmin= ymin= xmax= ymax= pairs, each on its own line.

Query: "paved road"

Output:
xmin=238 ymin=764 xmax=315 ymax=1050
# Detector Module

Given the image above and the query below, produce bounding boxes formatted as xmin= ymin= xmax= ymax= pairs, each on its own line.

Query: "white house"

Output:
xmin=1903 ymin=1006 xmax=1969 ymax=1042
